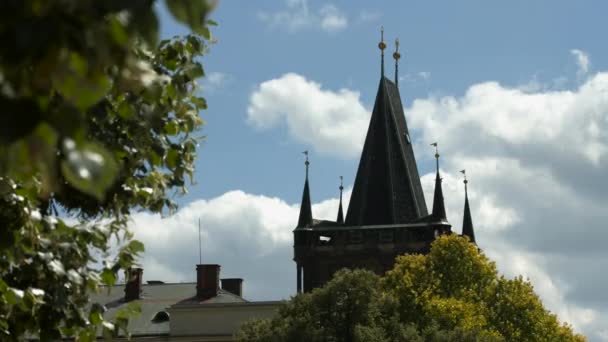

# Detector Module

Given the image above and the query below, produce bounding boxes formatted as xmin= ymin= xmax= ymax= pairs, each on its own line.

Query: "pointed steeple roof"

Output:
xmin=297 ymin=152 xmax=313 ymax=228
xmin=461 ymin=170 xmax=476 ymax=243
xmin=337 ymin=176 xmax=344 ymax=224
xmin=345 ymin=76 xmax=428 ymax=226
xmin=431 ymin=143 xmax=447 ymax=221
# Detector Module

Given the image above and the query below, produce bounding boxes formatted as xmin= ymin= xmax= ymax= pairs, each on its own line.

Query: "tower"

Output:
xmin=293 ymin=29 xmax=453 ymax=293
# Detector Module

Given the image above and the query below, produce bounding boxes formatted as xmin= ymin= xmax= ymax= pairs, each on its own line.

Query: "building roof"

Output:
xmin=345 ymin=76 xmax=428 ymax=226
xmin=91 ymin=282 xmax=246 ymax=337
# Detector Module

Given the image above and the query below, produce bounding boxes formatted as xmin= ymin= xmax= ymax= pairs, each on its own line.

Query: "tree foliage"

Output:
xmin=0 ymin=0 xmax=216 ymax=340
xmin=237 ymin=235 xmax=586 ymax=342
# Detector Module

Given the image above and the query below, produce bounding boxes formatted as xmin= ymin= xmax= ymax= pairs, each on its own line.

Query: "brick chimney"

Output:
xmin=124 ymin=267 xmax=143 ymax=301
xmin=196 ymin=264 xmax=220 ymax=300
xmin=221 ymin=278 xmax=243 ymax=297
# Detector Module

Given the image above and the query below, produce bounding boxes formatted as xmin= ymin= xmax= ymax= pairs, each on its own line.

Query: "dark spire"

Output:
xmin=337 ymin=176 xmax=344 ymax=224
xmin=345 ymin=74 xmax=428 ymax=226
xmin=430 ymin=143 xmax=447 ymax=221
xmin=379 ymin=26 xmax=386 ymax=77
xmin=297 ymin=151 xmax=313 ymax=228
xmin=393 ymin=38 xmax=400 ymax=86
xmin=461 ymin=170 xmax=476 ymax=243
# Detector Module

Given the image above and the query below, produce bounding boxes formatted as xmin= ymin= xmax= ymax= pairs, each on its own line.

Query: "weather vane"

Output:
xmin=379 ymin=26 xmax=386 ymax=76
xmin=430 ymin=142 xmax=439 ymax=159
xmin=460 ymin=169 xmax=468 ymax=184
xmin=302 ymin=150 xmax=309 ymax=177
xmin=393 ymin=38 xmax=401 ymax=86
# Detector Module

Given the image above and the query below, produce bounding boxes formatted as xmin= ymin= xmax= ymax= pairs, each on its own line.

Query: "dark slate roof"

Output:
xmin=345 ymin=77 xmax=428 ymax=226
xmin=297 ymin=177 xmax=313 ymax=228
xmin=462 ymin=187 xmax=476 ymax=243
xmin=90 ymin=282 xmax=246 ymax=337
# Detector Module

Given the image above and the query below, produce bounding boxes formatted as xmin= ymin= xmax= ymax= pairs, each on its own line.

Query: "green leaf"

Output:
xmin=53 ymin=53 xmax=111 ymax=111
xmin=128 ymin=240 xmax=145 ymax=255
xmin=165 ymin=0 xmax=213 ymax=36
xmin=184 ymin=63 xmax=205 ymax=80
xmin=117 ymin=100 xmax=135 ymax=119
xmin=100 ymin=269 xmax=117 ymax=286
xmin=60 ymin=140 xmax=119 ymax=200
xmin=164 ymin=120 xmax=179 ymax=135
xmin=191 ymin=96 xmax=207 ymax=110
xmin=166 ymin=148 xmax=179 ymax=169
xmin=200 ymin=26 xmax=212 ymax=40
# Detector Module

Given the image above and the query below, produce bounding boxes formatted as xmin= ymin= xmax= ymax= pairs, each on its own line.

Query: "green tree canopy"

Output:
xmin=0 ymin=0 xmax=216 ymax=340
xmin=237 ymin=235 xmax=586 ymax=342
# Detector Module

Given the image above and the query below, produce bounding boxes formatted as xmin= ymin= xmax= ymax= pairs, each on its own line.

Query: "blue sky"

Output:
xmin=131 ymin=1 xmax=608 ymax=340
xmin=160 ymin=0 xmax=607 ymax=203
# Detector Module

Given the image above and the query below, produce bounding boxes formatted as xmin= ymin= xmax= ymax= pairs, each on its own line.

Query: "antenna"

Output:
xmin=198 ymin=217 xmax=202 ymax=264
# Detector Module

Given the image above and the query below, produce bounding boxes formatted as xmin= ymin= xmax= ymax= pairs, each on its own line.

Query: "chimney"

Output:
xmin=221 ymin=278 xmax=243 ymax=297
xmin=124 ymin=267 xmax=143 ymax=301
xmin=196 ymin=264 xmax=220 ymax=300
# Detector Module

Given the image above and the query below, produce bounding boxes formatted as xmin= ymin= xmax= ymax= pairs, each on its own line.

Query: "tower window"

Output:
xmin=318 ymin=235 xmax=332 ymax=245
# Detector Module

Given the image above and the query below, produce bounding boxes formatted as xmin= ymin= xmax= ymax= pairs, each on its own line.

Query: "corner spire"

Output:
xmin=378 ymin=26 xmax=386 ymax=77
xmin=393 ymin=38 xmax=401 ymax=86
xmin=337 ymin=176 xmax=344 ymax=224
xmin=297 ymin=151 xmax=313 ymax=228
xmin=460 ymin=170 xmax=476 ymax=243
xmin=430 ymin=143 xmax=447 ymax=221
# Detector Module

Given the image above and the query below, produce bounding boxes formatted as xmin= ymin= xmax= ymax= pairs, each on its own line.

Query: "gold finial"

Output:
xmin=393 ymin=38 xmax=401 ymax=60
xmin=378 ymin=26 xmax=386 ymax=50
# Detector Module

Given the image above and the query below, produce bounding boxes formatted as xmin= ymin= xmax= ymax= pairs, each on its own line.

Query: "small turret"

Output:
xmin=460 ymin=170 xmax=476 ymax=243
xmin=337 ymin=176 xmax=344 ymax=224
xmin=297 ymin=151 xmax=313 ymax=228
xmin=430 ymin=143 xmax=447 ymax=221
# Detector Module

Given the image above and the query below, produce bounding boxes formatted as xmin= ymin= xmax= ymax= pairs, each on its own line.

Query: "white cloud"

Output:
xmin=319 ymin=4 xmax=348 ymax=32
xmin=134 ymin=52 xmax=608 ymax=339
xmin=405 ymin=65 xmax=608 ymax=338
xmin=206 ymin=72 xmax=228 ymax=86
xmin=258 ymin=0 xmax=348 ymax=33
xmin=571 ymin=49 xmax=591 ymax=77
xmin=202 ymin=71 xmax=231 ymax=92
xmin=399 ymin=71 xmax=432 ymax=84
xmin=247 ymin=73 xmax=369 ymax=158
xmin=407 ymin=73 xmax=608 ymax=165
xmin=129 ymin=188 xmax=352 ymax=300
